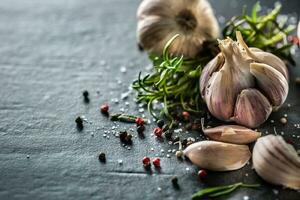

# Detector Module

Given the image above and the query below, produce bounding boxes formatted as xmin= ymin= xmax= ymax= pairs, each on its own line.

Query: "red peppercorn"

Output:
xmin=100 ymin=104 xmax=109 ymax=114
xmin=288 ymin=35 xmax=300 ymax=45
xmin=135 ymin=117 xmax=145 ymax=126
xmin=142 ymin=156 xmax=151 ymax=166
xmin=182 ymin=111 xmax=190 ymax=121
xmin=153 ymin=127 xmax=163 ymax=137
xmin=152 ymin=157 xmax=161 ymax=167
xmin=198 ymin=169 xmax=207 ymax=179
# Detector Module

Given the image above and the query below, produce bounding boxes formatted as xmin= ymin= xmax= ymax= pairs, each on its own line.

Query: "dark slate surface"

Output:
xmin=0 ymin=0 xmax=300 ymax=199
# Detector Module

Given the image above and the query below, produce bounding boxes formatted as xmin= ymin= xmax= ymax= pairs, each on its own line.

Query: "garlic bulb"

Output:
xmin=137 ymin=0 xmax=219 ymax=58
xmin=200 ymin=32 xmax=289 ymax=128
xmin=183 ymin=141 xmax=251 ymax=171
xmin=202 ymin=122 xmax=261 ymax=145
xmin=252 ymin=135 xmax=300 ymax=189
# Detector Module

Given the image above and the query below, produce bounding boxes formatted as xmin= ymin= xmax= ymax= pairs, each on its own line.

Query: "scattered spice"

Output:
xmin=135 ymin=117 xmax=145 ymax=126
xmin=164 ymin=130 xmax=173 ymax=139
xmin=98 ymin=152 xmax=106 ymax=163
xmin=111 ymin=113 xmax=147 ymax=123
xmin=137 ymin=125 xmax=145 ymax=134
xmin=198 ymin=169 xmax=207 ymax=180
xmin=75 ymin=116 xmax=83 ymax=130
xmin=154 ymin=127 xmax=163 ymax=137
xmin=280 ymin=117 xmax=287 ymax=125
xmin=182 ymin=111 xmax=190 ymax=121
xmin=83 ymin=90 xmax=90 ymax=103
xmin=153 ymin=157 xmax=161 ymax=167
xmin=171 ymin=176 xmax=179 ymax=187
xmin=119 ymin=131 xmax=133 ymax=145
xmin=157 ymin=119 xmax=165 ymax=128
xmin=142 ymin=156 xmax=151 ymax=167
xmin=100 ymin=104 xmax=109 ymax=114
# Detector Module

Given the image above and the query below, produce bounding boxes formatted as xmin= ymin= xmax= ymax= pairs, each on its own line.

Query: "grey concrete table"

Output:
xmin=0 ymin=0 xmax=300 ymax=199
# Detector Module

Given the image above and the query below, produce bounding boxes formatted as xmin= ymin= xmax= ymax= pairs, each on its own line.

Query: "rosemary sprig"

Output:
xmin=223 ymin=2 xmax=296 ymax=65
xmin=132 ymin=35 xmax=214 ymax=124
xmin=191 ymin=182 xmax=260 ymax=199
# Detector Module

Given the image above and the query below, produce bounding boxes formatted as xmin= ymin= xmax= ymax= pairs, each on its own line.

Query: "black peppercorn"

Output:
xmin=83 ymin=90 xmax=89 ymax=98
xmin=98 ymin=152 xmax=106 ymax=163
xmin=182 ymin=139 xmax=188 ymax=147
xmin=137 ymin=125 xmax=145 ymax=134
xmin=157 ymin=119 xmax=165 ymax=128
xmin=75 ymin=116 xmax=83 ymax=130
xmin=171 ymin=176 xmax=178 ymax=186
xmin=83 ymin=90 xmax=90 ymax=103
xmin=164 ymin=130 xmax=173 ymax=139
xmin=119 ymin=131 xmax=127 ymax=142
xmin=119 ymin=131 xmax=132 ymax=145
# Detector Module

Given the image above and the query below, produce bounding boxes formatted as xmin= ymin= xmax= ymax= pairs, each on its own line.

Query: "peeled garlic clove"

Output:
xmin=203 ymin=125 xmax=261 ymax=144
xmin=183 ymin=141 xmax=251 ymax=171
xmin=250 ymin=63 xmax=288 ymax=108
xmin=236 ymin=32 xmax=289 ymax=79
xmin=137 ymin=0 xmax=219 ymax=58
xmin=233 ymin=89 xmax=272 ymax=128
xmin=253 ymin=135 xmax=300 ymax=189
xmin=200 ymin=53 xmax=224 ymax=98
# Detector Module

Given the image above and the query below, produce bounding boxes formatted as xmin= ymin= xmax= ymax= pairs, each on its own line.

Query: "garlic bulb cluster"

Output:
xmin=200 ymin=32 xmax=289 ymax=128
xmin=137 ymin=0 xmax=219 ymax=58
xmin=252 ymin=135 xmax=300 ymax=189
xmin=183 ymin=141 xmax=251 ymax=171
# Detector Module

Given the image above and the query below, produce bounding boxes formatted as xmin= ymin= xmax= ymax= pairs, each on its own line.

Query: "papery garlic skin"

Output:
xmin=253 ymin=135 xmax=300 ymax=189
xmin=137 ymin=0 xmax=219 ymax=58
xmin=183 ymin=141 xmax=251 ymax=171
xmin=200 ymin=32 xmax=289 ymax=128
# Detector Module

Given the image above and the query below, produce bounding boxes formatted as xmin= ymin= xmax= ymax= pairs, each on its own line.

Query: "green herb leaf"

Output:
xmin=191 ymin=182 xmax=260 ymax=200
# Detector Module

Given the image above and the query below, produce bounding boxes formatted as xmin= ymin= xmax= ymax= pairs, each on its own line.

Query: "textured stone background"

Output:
xmin=0 ymin=0 xmax=299 ymax=199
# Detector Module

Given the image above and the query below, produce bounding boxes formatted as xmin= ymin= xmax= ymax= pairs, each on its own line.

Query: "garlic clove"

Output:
xmin=236 ymin=31 xmax=288 ymax=79
xmin=199 ymin=53 xmax=224 ymax=98
xmin=253 ymin=135 xmax=300 ymax=189
xmin=250 ymin=63 xmax=288 ymax=108
xmin=201 ymin=118 xmax=261 ymax=144
xmin=233 ymin=88 xmax=272 ymax=128
xmin=252 ymin=51 xmax=288 ymax=80
xmin=183 ymin=141 xmax=251 ymax=171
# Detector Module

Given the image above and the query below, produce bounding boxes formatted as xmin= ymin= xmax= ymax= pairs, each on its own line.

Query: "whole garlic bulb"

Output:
xmin=252 ymin=135 xmax=300 ymax=189
xmin=137 ymin=0 xmax=219 ymax=58
xmin=200 ymin=32 xmax=289 ymax=128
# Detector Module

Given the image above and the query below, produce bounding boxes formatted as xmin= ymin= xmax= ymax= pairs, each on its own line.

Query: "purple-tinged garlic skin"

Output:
xmin=233 ymin=89 xmax=272 ymax=128
xmin=253 ymin=135 xmax=300 ymax=190
xmin=137 ymin=0 xmax=219 ymax=58
xmin=184 ymin=141 xmax=251 ymax=171
xmin=200 ymin=32 xmax=289 ymax=128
